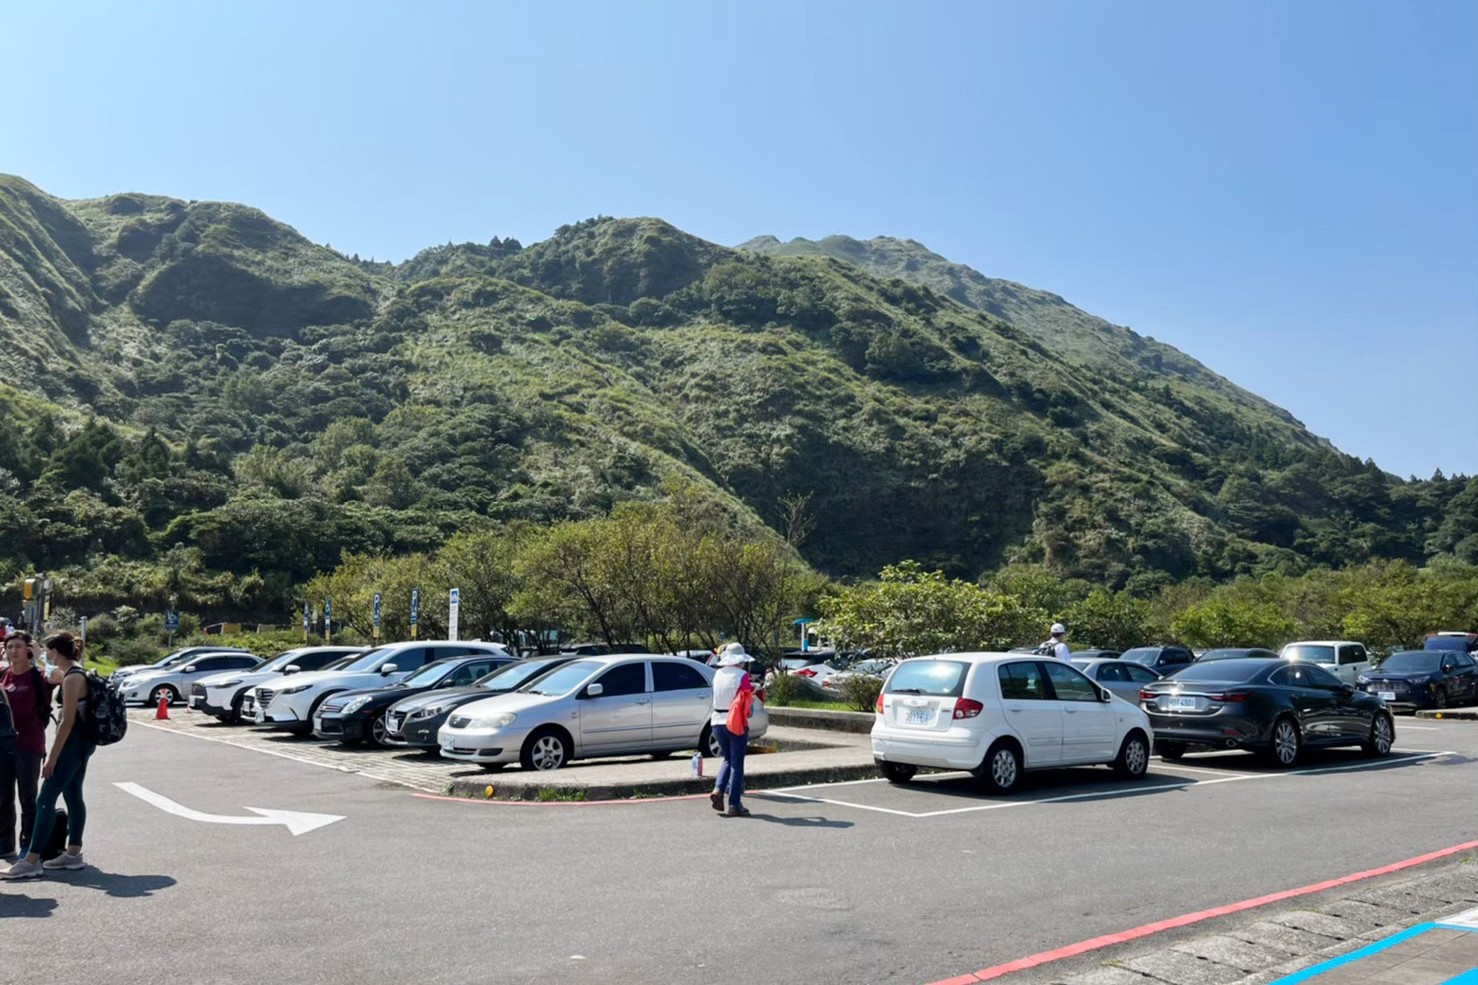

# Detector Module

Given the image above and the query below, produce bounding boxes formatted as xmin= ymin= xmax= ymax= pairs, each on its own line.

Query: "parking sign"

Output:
xmin=410 ymin=588 xmax=420 ymax=640
xmin=448 ymin=588 xmax=461 ymax=642
xmin=372 ymin=592 xmax=382 ymax=640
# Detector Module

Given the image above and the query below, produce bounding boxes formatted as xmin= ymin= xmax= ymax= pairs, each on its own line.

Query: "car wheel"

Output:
xmin=367 ymin=712 xmax=388 ymax=748
xmin=225 ymin=693 xmax=244 ymax=726
xmin=520 ymin=728 xmax=571 ymax=771
xmin=1363 ymin=713 xmax=1394 ymax=757
xmin=1263 ymin=717 xmax=1301 ymax=768
xmin=149 ymin=684 xmax=179 ymax=707
xmin=974 ymin=741 xmax=1022 ymax=794
xmin=1113 ymin=732 xmax=1150 ymax=779
xmin=1157 ymin=741 xmax=1186 ymax=761
xmin=879 ymin=762 xmax=917 ymax=784
xmin=700 ymin=724 xmax=721 ymax=758
xmin=1434 ymin=689 xmax=1448 ymax=710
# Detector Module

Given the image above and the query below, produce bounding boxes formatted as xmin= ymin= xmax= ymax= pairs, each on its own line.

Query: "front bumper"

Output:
xmin=314 ymin=714 xmax=371 ymax=742
xmin=1362 ymin=684 xmax=1430 ymax=712
xmin=260 ymin=695 xmax=313 ymax=730
xmin=189 ymin=686 xmax=237 ymax=718
xmin=394 ymin=712 xmax=452 ymax=748
xmin=436 ymin=725 xmax=529 ymax=764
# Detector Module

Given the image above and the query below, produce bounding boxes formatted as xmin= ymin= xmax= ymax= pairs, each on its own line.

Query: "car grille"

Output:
xmin=255 ymin=687 xmax=275 ymax=707
xmin=448 ymin=715 xmax=471 ymax=729
xmin=191 ymin=684 xmax=207 ymax=698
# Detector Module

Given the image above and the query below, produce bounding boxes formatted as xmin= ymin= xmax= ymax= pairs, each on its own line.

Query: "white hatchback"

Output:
xmin=871 ymin=653 xmax=1153 ymax=793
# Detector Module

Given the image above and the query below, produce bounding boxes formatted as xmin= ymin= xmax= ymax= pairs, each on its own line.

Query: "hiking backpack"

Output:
xmin=79 ymin=670 xmax=128 ymax=746
xmin=1032 ymin=641 xmax=1058 ymax=657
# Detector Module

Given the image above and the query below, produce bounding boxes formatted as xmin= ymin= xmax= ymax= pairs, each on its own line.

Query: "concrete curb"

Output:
xmin=768 ymin=706 xmax=876 ymax=733
xmin=1414 ymin=709 xmax=1478 ymax=720
xmin=445 ymin=760 xmax=881 ymax=801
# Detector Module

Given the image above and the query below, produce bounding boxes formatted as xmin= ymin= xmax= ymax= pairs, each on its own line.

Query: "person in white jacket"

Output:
xmin=1039 ymin=623 xmax=1071 ymax=661
xmin=708 ymin=643 xmax=754 ymax=818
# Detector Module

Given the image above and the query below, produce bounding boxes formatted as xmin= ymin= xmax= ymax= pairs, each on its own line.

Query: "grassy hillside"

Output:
xmin=1 ymin=174 xmax=1473 ymax=620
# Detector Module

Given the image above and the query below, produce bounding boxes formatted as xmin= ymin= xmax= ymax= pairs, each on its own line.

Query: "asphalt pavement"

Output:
xmin=2 ymin=718 xmax=1476 ymax=985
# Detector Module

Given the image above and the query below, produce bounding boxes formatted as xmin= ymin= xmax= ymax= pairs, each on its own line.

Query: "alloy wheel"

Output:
xmin=368 ymin=713 xmax=387 ymax=747
xmin=1374 ymin=715 xmax=1393 ymax=755
xmin=991 ymin=748 xmax=1018 ymax=789
xmin=1125 ymin=737 xmax=1148 ymax=776
xmin=1274 ymin=720 xmax=1299 ymax=765
xmin=530 ymin=735 xmax=566 ymax=770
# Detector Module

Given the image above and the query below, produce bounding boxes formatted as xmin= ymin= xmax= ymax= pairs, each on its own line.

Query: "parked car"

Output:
xmin=1071 ymin=658 xmax=1162 ymax=703
xmin=386 ymin=656 xmax=579 ymax=748
xmin=778 ymin=649 xmax=836 ymax=672
xmin=111 ymin=646 xmax=253 ymax=684
xmin=1139 ymin=658 xmax=1394 ymax=766
xmin=1424 ymin=632 xmax=1478 ymax=655
xmin=1196 ymin=648 xmax=1280 ymax=663
xmin=314 ymin=653 xmax=518 ymax=746
xmin=239 ymin=654 xmax=361 ymax=721
xmin=871 ymin=653 xmax=1154 ymax=793
xmin=1359 ymin=649 xmax=1478 ymax=712
xmin=1279 ymin=640 xmax=1372 ymax=684
xmin=119 ymin=651 xmax=264 ymax=706
xmin=1120 ymin=645 xmax=1196 ymax=675
xmin=255 ymin=641 xmax=510 ymax=734
xmin=559 ymin=642 xmax=648 ymax=656
xmin=438 ymin=654 xmax=768 ymax=771
xmin=191 ymin=646 xmax=365 ymax=722
xmin=823 ymin=658 xmax=900 ymax=691
xmin=1070 ymin=649 xmax=1121 ymax=661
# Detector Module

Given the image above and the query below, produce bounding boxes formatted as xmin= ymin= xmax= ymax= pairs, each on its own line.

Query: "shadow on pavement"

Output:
xmin=0 ymin=893 xmax=58 ymax=918
xmin=50 ymin=870 xmax=177 ymax=898
xmin=752 ymin=813 xmax=854 ymax=829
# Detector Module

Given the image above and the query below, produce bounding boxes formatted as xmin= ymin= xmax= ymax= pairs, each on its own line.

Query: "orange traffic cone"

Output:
xmin=155 ymin=695 xmax=171 ymax=720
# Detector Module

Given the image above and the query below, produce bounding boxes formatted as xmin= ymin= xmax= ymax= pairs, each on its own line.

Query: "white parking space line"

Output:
xmin=1399 ymin=725 xmax=1441 ymax=730
xmin=1150 ymin=761 xmax=1259 ymax=777
xmin=755 ymin=751 xmax=1456 ymax=820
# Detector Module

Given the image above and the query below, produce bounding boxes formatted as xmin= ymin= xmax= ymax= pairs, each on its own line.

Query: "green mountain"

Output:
xmin=1 ymin=174 xmax=1473 ymax=616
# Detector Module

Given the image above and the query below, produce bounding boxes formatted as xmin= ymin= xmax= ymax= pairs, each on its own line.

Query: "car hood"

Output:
xmin=1364 ymin=670 xmax=1434 ymax=682
xmin=389 ymin=686 xmax=492 ymax=713
xmin=122 ymin=670 xmax=173 ymax=684
xmin=453 ymin=691 xmax=559 ymax=720
xmin=326 ymin=683 xmax=427 ymax=706
xmin=198 ymin=669 xmax=278 ymax=688
xmin=270 ymin=669 xmax=397 ymax=691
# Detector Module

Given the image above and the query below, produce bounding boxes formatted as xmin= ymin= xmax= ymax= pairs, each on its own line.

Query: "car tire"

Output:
xmin=520 ymin=728 xmax=571 ymax=772
xmin=1434 ymin=689 xmax=1447 ymax=710
xmin=974 ymin=740 xmax=1022 ymax=794
xmin=149 ymin=684 xmax=179 ymax=707
xmin=225 ymin=693 xmax=244 ymax=726
xmin=879 ymin=762 xmax=917 ymax=784
xmin=1263 ymin=717 xmax=1301 ymax=768
xmin=1157 ymin=741 xmax=1187 ymax=761
xmin=1363 ymin=713 xmax=1394 ymax=757
xmin=1113 ymin=732 xmax=1150 ymax=779
xmin=366 ymin=712 xmax=388 ymax=748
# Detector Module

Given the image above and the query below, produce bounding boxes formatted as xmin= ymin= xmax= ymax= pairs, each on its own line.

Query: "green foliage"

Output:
xmin=1171 ymin=597 xmax=1297 ymax=649
xmin=764 ymin=671 xmax=806 ymax=707
xmin=836 ymin=673 xmax=883 ymax=713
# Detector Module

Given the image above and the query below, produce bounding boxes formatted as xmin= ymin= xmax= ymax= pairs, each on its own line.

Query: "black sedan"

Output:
xmin=1196 ymin=648 xmax=1280 ymax=662
xmin=1071 ymin=649 xmax=1121 ymax=661
xmin=384 ymin=656 xmax=577 ymax=748
xmin=314 ymin=654 xmax=516 ymax=746
xmin=1140 ymin=659 xmax=1394 ymax=767
xmin=1360 ymin=649 xmax=1478 ymax=712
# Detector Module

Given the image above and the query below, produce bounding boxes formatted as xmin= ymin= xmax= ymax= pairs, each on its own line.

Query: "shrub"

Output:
xmin=837 ymin=674 xmax=883 ymax=713
xmin=764 ymin=671 xmax=805 ymax=707
xmin=106 ymin=635 xmax=166 ymax=667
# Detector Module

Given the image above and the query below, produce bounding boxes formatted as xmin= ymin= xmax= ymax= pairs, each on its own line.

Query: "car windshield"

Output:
xmin=339 ymin=646 xmax=401 ymax=673
xmin=521 ymin=660 xmax=601 ymax=696
xmin=479 ymin=660 xmax=560 ymax=689
xmin=1283 ymin=645 xmax=1336 ymax=664
xmin=398 ymin=660 xmax=457 ymax=688
xmin=259 ymin=650 xmax=315 ymax=673
xmin=1380 ymin=651 xmax=1442 ymax=673
xmin=1120 ymin=648 xmax=1161 ymax=665
xmin=1165 ymin=660 xmax=1267 ymax=683
xmin=323 ymin=656 xmax=358 ymax=671
xmin=885 ymin=659 xmax=968 ymax=697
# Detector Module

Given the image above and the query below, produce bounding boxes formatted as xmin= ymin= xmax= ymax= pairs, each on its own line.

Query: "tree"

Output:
xmin=1170 ymin=597 xmax=1295 ymax=649
xmin=1062 ymin=588 xmax=1149 ymax=651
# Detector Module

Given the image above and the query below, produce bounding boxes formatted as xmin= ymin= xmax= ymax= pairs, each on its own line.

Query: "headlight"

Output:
xmin=1409 ymin=676 xmax=1432 ymax=686
xmin=213 ymin=680 xmax=242 ymax=688
xmin=279 ymin=684 xmax=312 ymax=695
xmin=469 ymin=712 xmax=518 ymax=729
xmin=411 ymin=705 xmax=450 ymax=719
xmin=342 ymin=696 xmax=373 ymax=715
xmin=1356 ymin=675 xmax=1369 ymax=685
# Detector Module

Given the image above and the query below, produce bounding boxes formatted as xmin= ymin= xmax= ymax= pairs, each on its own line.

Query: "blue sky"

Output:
xmin=4 ymin=0 xmax=1475 ymax=477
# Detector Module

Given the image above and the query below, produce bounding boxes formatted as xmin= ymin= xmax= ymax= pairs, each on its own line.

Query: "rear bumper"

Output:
xmin=1147 ymin=713 xmax=1263 ymax=747
xmin=871 ymin=726 xmax=985 ymax=770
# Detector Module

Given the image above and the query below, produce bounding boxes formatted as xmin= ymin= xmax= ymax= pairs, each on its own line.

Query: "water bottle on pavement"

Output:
xmin=690 ymin=751 xmax=703 ymax=778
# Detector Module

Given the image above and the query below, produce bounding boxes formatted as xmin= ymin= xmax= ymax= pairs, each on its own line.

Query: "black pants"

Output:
xmin=1 ymin=749 xmax=43 ymax=855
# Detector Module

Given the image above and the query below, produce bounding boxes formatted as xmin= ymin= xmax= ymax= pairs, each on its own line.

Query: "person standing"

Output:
xmin=707 ymin=643 xmax=754 ymax=818
xmin=1 ymin=632 xmax=50 ymax=861
xmin=1039 ymin=623 xmax=1071 ymax=661
xmin=3 ymin=632 xmax=91 ymax=878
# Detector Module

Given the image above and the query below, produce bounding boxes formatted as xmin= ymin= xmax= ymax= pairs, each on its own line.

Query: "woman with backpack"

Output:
xmin=2 ymin=632 xmax=91 ymax=879
xmin=1 ymin=631 xmax=51 ymax=862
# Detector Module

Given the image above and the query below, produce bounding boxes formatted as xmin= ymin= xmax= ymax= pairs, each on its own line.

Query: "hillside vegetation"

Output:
xmin=1 ymin=174 xmax=1474 ymax=625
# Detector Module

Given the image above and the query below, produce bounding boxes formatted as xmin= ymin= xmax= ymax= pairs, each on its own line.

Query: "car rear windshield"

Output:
xmin=1283 ymin=645 xmax=1335 ymax=664
xmin=1120 ymin=648 xmax=1160 ymax=665
xmin=1380 ymin=651 xmax=1441 ymax=673
xmin=885 ymin=660 xmax=968 ymax=697
xmin=1164 ymin=660 xmax=1266 ymax=683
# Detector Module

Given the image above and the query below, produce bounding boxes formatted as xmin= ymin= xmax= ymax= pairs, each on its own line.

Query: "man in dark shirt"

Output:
xmin=1 ymin=632 xmax=51 ymax=860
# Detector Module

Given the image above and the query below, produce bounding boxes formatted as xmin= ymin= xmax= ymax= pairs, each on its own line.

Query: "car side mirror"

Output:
xmin=1099 ymin=687 xmax=1113 ymax=703
xmin=584 ymin=683 xmax=605 ymax=699
xmin=283 ymin=665 xmax=301 ymax=675
xmin=1442 ymin=663 xmax=1454 ymax=674
xmin=380 ymin=664 xmax=399 ymax=675
xmin=1340 ymin=683 xmax=1355 ymax=695
xmin=183 ymin=665 xmax=197 ymax=673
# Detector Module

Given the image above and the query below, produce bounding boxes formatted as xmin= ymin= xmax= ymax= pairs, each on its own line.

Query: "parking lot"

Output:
xmin=5 ymin=709 xmax=1476 ymax=985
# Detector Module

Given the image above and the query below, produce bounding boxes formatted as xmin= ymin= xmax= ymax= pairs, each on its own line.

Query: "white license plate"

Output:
xmin=441 ymin=740 xmax=455 ymax=753
xmin=1166 ymin=696 xmax=1199 ymax=712
xmin=1379 ymin=691 xmax=1397 ymax=702
xmin=254 ymin=709 xmax=266 ymax=724
xmin=904 ymin=707 xmax=932 ymax=725
xmin=189 ymin=696 xmax=201 ymax=708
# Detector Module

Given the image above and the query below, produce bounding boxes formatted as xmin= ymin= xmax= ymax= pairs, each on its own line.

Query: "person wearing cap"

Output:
xmin=708 ymin=643 xmax=754 ymax=818
xmin=1039 ymin=623 xmax=1071 ymax=661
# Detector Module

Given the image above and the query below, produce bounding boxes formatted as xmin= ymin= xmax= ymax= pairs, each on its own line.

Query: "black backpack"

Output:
xmin=0 ymin=693 xmax=16 ymax=755
xmin=76 ymin=669 xmax=128 ymax=746
xmin=1033 ymin=641 xmax=1058 ymax=657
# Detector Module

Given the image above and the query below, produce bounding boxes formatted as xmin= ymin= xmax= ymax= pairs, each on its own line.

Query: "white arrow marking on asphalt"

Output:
xmin=114 ymin=782 xmax=345 ymax=836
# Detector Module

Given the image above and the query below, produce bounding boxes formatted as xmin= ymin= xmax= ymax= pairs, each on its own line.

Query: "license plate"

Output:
xmin=1166 ymin=696 xmax=1199 ymax=712
xmin=254 ymin=709 xmax=266 ymax=724
xmin=189 ymin=696 xmax=201 ymax=708
xmin=1379 ymin=691 xmax=1396 ymax=702
xmin=904 ymin=707 xmax=932 ymax=725
xmin=442 ymin=740 xmax=455 ymax=753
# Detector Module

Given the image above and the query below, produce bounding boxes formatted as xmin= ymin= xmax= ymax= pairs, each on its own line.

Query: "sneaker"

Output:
xmin=724 ymin=805 xmax=752 ymax=818
xmin=43 ymin=852 xmax=85 ymax=871
xmin=0 ymin=857 xmax=43 ymax=879
xmin=709 ymin=791 xmax=724 ymax=812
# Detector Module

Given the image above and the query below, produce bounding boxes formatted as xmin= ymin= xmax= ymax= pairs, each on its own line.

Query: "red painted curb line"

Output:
xmin=411 ymin=791 xmax=711 ymax=807
xmin=925 ymin=838 xmax=1478 ymax=985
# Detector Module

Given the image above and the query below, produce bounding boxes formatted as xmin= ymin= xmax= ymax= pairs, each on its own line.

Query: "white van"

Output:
xmin=1280 ymin=640 xmax=1371 ymax=684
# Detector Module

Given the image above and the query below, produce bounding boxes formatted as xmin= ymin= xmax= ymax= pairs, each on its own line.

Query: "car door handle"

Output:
xmin=1063 ymin=708 xmax=1079 ymax=714
xmin=1006 ymin=705 xmax=1024 ymax=713
xmin=635 ymin=699 xmax=649 ymax=705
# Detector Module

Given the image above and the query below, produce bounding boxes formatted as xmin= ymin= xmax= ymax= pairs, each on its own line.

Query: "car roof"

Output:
xmin=1283 ymin=640 xmax=1360 ymax=647
xmin=913 ymin=652 xmax=1050 ymax=664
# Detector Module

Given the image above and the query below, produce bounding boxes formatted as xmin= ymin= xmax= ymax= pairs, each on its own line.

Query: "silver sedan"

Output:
xmin=1071 ymin=658 xmax=1162 ymax=703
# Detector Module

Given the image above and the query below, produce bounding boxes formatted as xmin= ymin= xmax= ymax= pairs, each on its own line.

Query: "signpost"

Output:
xmin=448 ymin=588 xmax=461 ymax=642
xmin=410 ymin=589 xmax=420 ymax=640
xmin=164 ymin=609 xmax=181 ymax=646
xmin=372 ymin=592 xmax=382 ymax=642
xmin=302 ymin=602 xmax=311 ymax=643
xmin=323 ymin=596 xmax=332 ymax=641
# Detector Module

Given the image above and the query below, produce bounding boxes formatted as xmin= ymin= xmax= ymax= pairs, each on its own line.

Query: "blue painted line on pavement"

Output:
xmin=1439 ymin=968 xmax=1478 ymax=985
xmin=1269 ymin=924 xmax=1436 ymax=985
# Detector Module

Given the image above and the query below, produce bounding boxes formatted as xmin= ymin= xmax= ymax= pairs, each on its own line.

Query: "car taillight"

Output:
xmin=797 ymin=669 xmax=816 ymax=677
xmin=1139 ymin=689 xmax=1156 ymax=701
xmin=1207 ymin=692 xmax=1249 ymax=703
xmin=875 ymin=692 xmax=885 ymax=714
xmin=953 ymin=698 xmax=984 ymax=720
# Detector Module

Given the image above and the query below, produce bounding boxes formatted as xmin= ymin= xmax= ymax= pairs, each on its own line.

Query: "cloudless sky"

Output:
xmin=4 ymin=0 xmax=1475 ymax=477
